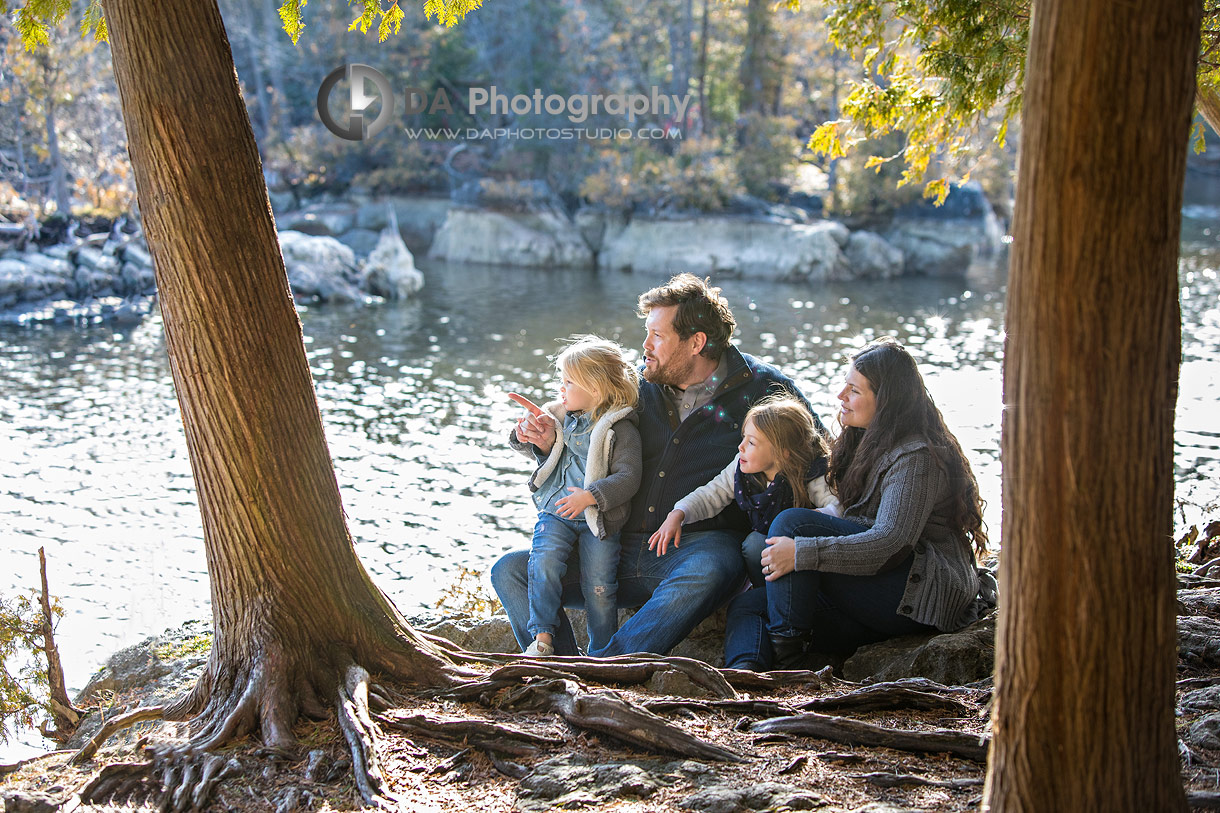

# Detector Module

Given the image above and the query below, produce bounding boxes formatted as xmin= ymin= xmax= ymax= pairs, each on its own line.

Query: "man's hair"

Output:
xmin=636 ymin=274 xmax=736 ymax=360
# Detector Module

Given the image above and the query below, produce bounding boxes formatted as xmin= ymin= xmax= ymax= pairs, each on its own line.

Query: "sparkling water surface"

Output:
xmin=1 ymin=199 xmax=1218 ymax=758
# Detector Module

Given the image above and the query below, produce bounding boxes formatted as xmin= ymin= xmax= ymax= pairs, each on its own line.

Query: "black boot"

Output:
xmin=768 ymin=632 xmax=812 ymax=670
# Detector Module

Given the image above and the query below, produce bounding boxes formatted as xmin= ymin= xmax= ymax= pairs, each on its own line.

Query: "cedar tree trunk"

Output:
xmin=983 ymin=0 xmax=1200 ymax=810
xmin=99 ymin=0 xmax=461 ymax=751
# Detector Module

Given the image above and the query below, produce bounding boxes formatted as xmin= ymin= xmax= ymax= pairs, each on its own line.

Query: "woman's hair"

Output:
xmin=743 ymin=393 xmax=830 ymax=510
xmin=555 ymin=335 xmax=640 ymax=422
xmin=828 ymin=337 xmax=988 ymax=556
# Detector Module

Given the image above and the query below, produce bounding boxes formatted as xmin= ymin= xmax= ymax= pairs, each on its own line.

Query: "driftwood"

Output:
xmin=752 ymin=712 xmax=990 ymax=762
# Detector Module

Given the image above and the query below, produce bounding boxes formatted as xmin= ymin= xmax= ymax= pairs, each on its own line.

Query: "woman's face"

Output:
xmin=838 ymin=365 xmax=878 ymax=429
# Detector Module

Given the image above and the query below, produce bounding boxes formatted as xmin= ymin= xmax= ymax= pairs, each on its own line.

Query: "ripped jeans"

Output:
xmin=526 ymin=512 xmax=620 ymax=652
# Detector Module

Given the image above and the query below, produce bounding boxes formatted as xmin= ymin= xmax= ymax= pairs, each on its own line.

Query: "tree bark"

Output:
xmin=99 ymin=0 xmax=459 ymax=750
xmin=983 ymin=0 xmax=1200 ymax=810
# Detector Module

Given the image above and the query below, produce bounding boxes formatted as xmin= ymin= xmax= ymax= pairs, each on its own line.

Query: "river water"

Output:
xmin=1 ymin=203 xmax=1218 ymax=757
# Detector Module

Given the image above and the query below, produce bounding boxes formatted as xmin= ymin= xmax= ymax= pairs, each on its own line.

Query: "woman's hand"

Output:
xmin=555 ymin=487 xmax=596 ymax=519
xmin=648 ymin=510 xmax=685 ymax=557
xmin=761 ymin=536 xmax=797 ymax=581
xmin=515 ymin=411 xmax=557 ymax=454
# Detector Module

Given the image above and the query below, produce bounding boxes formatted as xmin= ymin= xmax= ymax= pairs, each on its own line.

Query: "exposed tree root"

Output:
xmin=491 ymin=677 xmax=745 ymax=762
xmin=752 ymin=712 xmax=990 ymax=762
xmin=76 ymin=746 xmax=233 ymax=812
xmin=799 ymin=683 xmax=976 ymax=715
xmin=374 ymin=710 xmax=556 ymax=756
xmin=70 ymin=706 xmax=166 ymax=766
xmin=643 ymin=698 xmax=794 ymax=718
xmin=441 ymin=654 xmax=737 ymax=700
xmin=336 ymin=664 xmax=397 ymax=810
xmin=854 ymin=771 xmax=984 ymax=789
xmin=719 ymin=667 xmax=831 ymax=690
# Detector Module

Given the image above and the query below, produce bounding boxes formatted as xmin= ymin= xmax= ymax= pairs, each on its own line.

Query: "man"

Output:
xmin=491 ymin=274 xmax=823 ymax=657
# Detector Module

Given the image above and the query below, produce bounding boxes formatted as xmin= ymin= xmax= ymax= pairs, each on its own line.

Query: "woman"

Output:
xmin=725 ymin=337 xmax=992 ymax=671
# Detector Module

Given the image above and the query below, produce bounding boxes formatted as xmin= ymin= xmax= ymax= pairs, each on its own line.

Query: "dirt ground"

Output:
xmin=5 ymin=660 xmax=1220 ymax=811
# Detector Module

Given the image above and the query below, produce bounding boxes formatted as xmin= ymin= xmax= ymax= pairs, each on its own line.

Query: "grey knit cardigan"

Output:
xmin=792 ymin=438 xmax=984 ymax=632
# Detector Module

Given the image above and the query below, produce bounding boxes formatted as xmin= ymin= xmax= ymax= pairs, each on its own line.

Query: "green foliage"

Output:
xmin=0 ymin=591 xmax=59 ymax=744
xmin=809 ymin=0 xmax=1028 ymax=200
xmin=153 ymin=634 xmax=213 ymax=661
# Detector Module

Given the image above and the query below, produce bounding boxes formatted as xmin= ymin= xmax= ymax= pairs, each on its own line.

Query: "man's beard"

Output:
xmin=644 ymin=353 xmax=697 ymax=388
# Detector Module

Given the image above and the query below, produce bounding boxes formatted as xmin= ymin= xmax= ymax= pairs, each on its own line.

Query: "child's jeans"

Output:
xmin=527 ymin=511 xmax=620 ymax=652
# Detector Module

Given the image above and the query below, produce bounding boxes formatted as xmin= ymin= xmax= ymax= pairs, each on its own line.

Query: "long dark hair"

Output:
xmin=827 ymin=337 xmax=988 ymax=556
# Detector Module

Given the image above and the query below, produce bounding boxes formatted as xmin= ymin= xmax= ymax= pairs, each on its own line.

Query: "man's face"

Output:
xmin=641 ymin=305 xmax=702 ymax=386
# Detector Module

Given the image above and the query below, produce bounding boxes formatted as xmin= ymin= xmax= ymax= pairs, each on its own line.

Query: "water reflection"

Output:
xmin=0 ymin=229 xmax=1217 ymax=725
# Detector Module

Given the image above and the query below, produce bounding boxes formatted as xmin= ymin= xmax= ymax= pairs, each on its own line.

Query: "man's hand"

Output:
xmin=761 ymin=535 xmax=796 ymax=581
xmin=511 ymin=392 xmax=557 ymax=453
xmin=648 ymin=509 xmax=685 ymax=557
xmin=555 ymin=487 xmax=596 ymax=519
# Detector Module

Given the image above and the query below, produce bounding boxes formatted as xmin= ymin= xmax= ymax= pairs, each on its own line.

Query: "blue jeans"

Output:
xmin=724 ymin=507 xmax=933 ymax=670
xmin=527 ymin=512 xmax=620 ymax=653
xmin=742 ymin=531 xmax=766 ymax=587
xmin=493 ymin=528 xmax=745 ymax=657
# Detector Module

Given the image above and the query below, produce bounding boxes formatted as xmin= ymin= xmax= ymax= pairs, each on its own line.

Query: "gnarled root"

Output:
xmin=77 ymin=746 xmax=233 ymax=812
xmin=337 ymin=663 xmax=398 ymax=810
xmin=374 ymin=710 xmax=555 ymax=756
xmin=70 ymin=706 xmax=166 ymax=766
xmin=443 ymin=653 xmax=737 ymax=701
xmin=494 ymin=677 xmax=745 ymax=762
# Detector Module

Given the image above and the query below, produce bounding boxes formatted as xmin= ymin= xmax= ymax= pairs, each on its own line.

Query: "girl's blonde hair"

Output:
xmin=555 ymin=335 xmax=639 ymax=422
xmin=744 ymin=393 xmax=830 ymax=509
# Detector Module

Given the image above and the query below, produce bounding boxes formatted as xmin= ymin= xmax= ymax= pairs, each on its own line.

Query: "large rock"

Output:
xmin=884 ymin=182 xmax=1003 ymax=276
xmin=428 ymin=207 xmax=595 ymax=268
xmin=1179 ymin=615 xmax=1220 ymax=668
xmin=362 ymin=215 xmax=424 ymax=300
xmin=68 ymin=621 xmax=212 ymax=750
xmin=680 ymin=782 xmax=823 ymax=812
xmin=355 ymin=195 xmax=456 ymax=251
xmin=278 ymin=230 xmax=367 ymax=304
xmin=598 ymin=217 xmax=850 ymax=281
xmin=843 ymin=230 xmax=904 ymax=279
xmin=842 ymin=613 xmax=996 ymax=684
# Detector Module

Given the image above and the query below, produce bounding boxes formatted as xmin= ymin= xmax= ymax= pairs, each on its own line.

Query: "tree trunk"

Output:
xmin=737 ymin=0 xmax=778 ymax=116
xmin=99 ymin=0 xmax=459 ymax=751
xmin=983 ymin=0 xmax=1200 ymax=810
xmin=45 ymin=100 xmax=70 ymax=217
xmin=696 ymin=0 xmax=709 ymax=137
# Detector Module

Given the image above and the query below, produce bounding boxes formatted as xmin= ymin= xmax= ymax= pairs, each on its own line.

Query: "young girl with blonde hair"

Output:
xmin=504 ymin=336 xmax=642 ymax=656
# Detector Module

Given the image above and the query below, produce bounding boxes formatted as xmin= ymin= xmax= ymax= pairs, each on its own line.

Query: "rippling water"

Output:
xmin=1 ymin=203 xmax=1218 ymax=756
